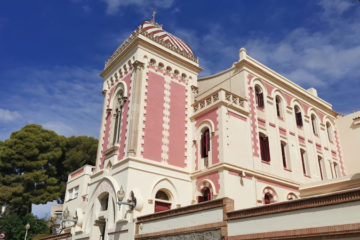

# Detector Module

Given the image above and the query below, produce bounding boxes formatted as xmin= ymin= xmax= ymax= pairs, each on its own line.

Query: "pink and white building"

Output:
xmin=56 ymin=19 xmax=360 ymax=240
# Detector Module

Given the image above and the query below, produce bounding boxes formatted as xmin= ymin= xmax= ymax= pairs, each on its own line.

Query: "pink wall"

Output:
xmin=195 ymin=108 xmax=220 ymax=165
xmin=118 ymin=74 xmax=132 ymax=160
xmin=196 ymin=171 xmax=220 ymax=194
xmin=99 ymin=87 xmax=116 ymax=169
xmin=168 ymin=81 xmax=187 ymax=168
xmin=142 ymin=71 xmax=165 ymax=162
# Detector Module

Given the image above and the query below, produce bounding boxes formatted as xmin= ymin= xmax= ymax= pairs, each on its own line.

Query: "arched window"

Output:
xmin=275 ymin=96 xmax=283 ymax=118
xmin=99 ymin=193 xmax=109 ymax=211
xmin=201 ymin=128 xmax=211 ymax=165
xmin=294 ymin=106 xmax=303 ymax=127
xmin=311 ymin=114 xmax=318 ymax=135
xmin=263 ymin=188 xmax=277 ymax=204
xmin=112 ymin=89 xmax=126 ymax=145
xmin=154 ymin=190 xmax=171 ymax=213
xmin=198 ymin=187 xmax=212 ymax=203
xmin=287 ymin=193 xmax=297 ymax=200
xmin=264 ymin=192 xmax=274 ymax=204
xmin=255 ymin=85 xmax=264 ymax=108
xmin=326 ymin=122 xmax=333 ymax=142
xmin=259 ymin=133 xmax=270 ymax=162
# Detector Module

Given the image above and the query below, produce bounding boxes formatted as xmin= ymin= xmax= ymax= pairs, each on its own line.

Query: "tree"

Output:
xmin=57 ymin=136 xmax=98 ymax=202
xmin=0 ymin=124 xmax=65 ymax=215
xmin=0 ymin=124 xmax=98 ymax=214
xmin=0 ymin=213 xmax=49 ymax=240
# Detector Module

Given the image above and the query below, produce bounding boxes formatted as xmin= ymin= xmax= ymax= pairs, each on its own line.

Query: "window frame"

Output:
xmin=300 ymin=148 xmax=309 ymax=176
xmin=255 ymin=85 xmax=265 ymax=109
xmin=294 ymin=105 xmax=303 ymax=127
xmin=154 ymin=190 xmax=172 ymax=213
xmin=275 ymin=95 xmax=283 ymax=119
xmin=259 ymin=133 xmax=271 ymax=163
xmin=311 ymin=114 xmax=319 ymax=136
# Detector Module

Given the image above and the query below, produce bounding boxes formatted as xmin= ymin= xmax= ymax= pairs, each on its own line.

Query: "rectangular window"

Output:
xmin=201 ymin=129 xmax=210 ymax=158
xmin=257 ymin=92 xmax=264 ymax=108
xmin=296 ymin=112 xmax=303 ymax=126
xmin=260 ymin=134 xmax=270 ymax=162
xmin=68 ymin=189 xmax=73 ymax=200
xmin=318 ymin=156 xmax=326 ymax=180
xmin=73 ymin=186 xmax=79 ymax=198
xmin=334 ymin=162 xmax=340 ymax=178
xmin=281 ymin=142 xmax=287 ymax=168
xmin=300 ymin=149 xmax=308 ymax=175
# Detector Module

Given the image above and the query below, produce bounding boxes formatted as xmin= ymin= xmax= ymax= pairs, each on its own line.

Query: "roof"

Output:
xmin=138 ymin=21 xmax=194 ymax=57
xmin=104 ymin=20 xmax=197 ymax=70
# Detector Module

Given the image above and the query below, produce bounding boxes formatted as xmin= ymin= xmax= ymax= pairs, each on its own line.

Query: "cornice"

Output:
xmin=238 ymin=58 xmax=339 ymax=116
xmin=190 ymin=162 xmax=300 ymax=190
xmin=101 ymin=30 xmax=200 ymax=77
xmin=136 ymin=198 xmax=232 ymax=223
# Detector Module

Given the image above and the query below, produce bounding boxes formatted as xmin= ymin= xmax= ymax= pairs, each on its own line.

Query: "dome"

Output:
xmin=105 ymin=20 xmax=197 ymax=69
xmin=137 ymin=21 xmax=194 ymax=58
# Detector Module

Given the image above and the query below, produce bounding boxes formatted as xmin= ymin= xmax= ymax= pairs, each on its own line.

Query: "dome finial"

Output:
xmin=151 ymin=10 xmax=157 ymax=23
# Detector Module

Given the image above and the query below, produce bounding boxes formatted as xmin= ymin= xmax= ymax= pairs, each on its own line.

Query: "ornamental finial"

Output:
xmin=151 ymin=10 xmax=156 ymax=23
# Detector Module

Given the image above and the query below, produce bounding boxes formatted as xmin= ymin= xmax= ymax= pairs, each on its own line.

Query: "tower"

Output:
xmin=62 ymin=19 xmax=202 ymax=239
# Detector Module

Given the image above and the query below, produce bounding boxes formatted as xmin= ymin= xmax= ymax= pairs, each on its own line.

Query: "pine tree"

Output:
xmin=0 ymin=124 xmax=65 ymax=215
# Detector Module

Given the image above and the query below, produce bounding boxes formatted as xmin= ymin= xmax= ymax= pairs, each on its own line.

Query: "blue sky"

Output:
xmin=0 ymin=0 xmax=359 ymax=217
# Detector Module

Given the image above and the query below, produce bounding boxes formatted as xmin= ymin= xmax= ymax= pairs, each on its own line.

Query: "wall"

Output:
xmin=336 ymin=111 xmax=360 ymax=175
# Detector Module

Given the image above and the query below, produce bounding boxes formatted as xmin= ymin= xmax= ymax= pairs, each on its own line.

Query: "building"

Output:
xmin=51 ymin=18 xmax=360 ymax=239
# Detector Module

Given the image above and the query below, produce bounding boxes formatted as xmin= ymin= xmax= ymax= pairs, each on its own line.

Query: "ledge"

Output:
xmin=227 ymin=188 xmax=360 ymax=220
xmin=136 ymin=198 xmax=234 ymax=223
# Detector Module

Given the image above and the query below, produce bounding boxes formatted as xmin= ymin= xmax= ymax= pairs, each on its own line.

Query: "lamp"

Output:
xmin=0 ymin=205 xmax=6 ymax=216
xmin=117 ymin=187 xmax=136 ymax=211
xmin=24 ymin=223 xmax=30 ymax=240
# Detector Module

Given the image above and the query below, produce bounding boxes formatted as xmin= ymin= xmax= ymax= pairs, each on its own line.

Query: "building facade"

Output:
xmin=57 ymin=19 xmax=360 ymax=240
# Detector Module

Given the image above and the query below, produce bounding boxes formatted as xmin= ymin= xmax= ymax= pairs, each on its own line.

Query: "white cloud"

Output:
xmin=0 ymin=66 xmax=103 ymax=138
xmin=43 ymin=121 xmax=77 ymax=137
xmin=100 ymin=0 xmax=174 ymax=15
xmin=0 ymin=109 xmax=21 ymax=122
xmin=319 ymin=0 xmax=354 ymax=16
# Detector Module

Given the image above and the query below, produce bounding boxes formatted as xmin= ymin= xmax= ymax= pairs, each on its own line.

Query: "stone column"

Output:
xmin=127 ymin=60 xmax=145 ymax=156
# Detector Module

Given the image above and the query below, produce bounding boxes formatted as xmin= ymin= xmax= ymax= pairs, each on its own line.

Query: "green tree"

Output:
xmin=0 ymin=124 xmax=98 ymax=214
xmin=0 ymin=124 xmax=65 ymax=215
xmin=0 ymin=213 xmax=49 ymax=240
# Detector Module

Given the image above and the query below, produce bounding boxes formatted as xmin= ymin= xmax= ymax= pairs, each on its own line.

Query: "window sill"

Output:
xmin=257 ymin=107 xmax=265 ymax=111
xmin=304 ymin=174 xmax=311 ymax=178
xmin=261 ymin=160 xmax=270 ymax=165
xmin=284 ymin=168 xmax=292 ymax=172
xmin=297 ymin=126 xmax=303 ymax=130
xmin=277 ymin=116 xmax=284 ymax=121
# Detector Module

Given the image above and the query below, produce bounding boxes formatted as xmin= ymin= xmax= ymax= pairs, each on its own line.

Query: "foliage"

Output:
xmin=0 ymin=124 xmax=98 ymax=215
xmin=0 ymin=213 xmax=49 ymax=240
xmin=0 ymin=124 xmax=65 ymax=215
xmin=58 ymin=135 xmax=98 ymax=202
